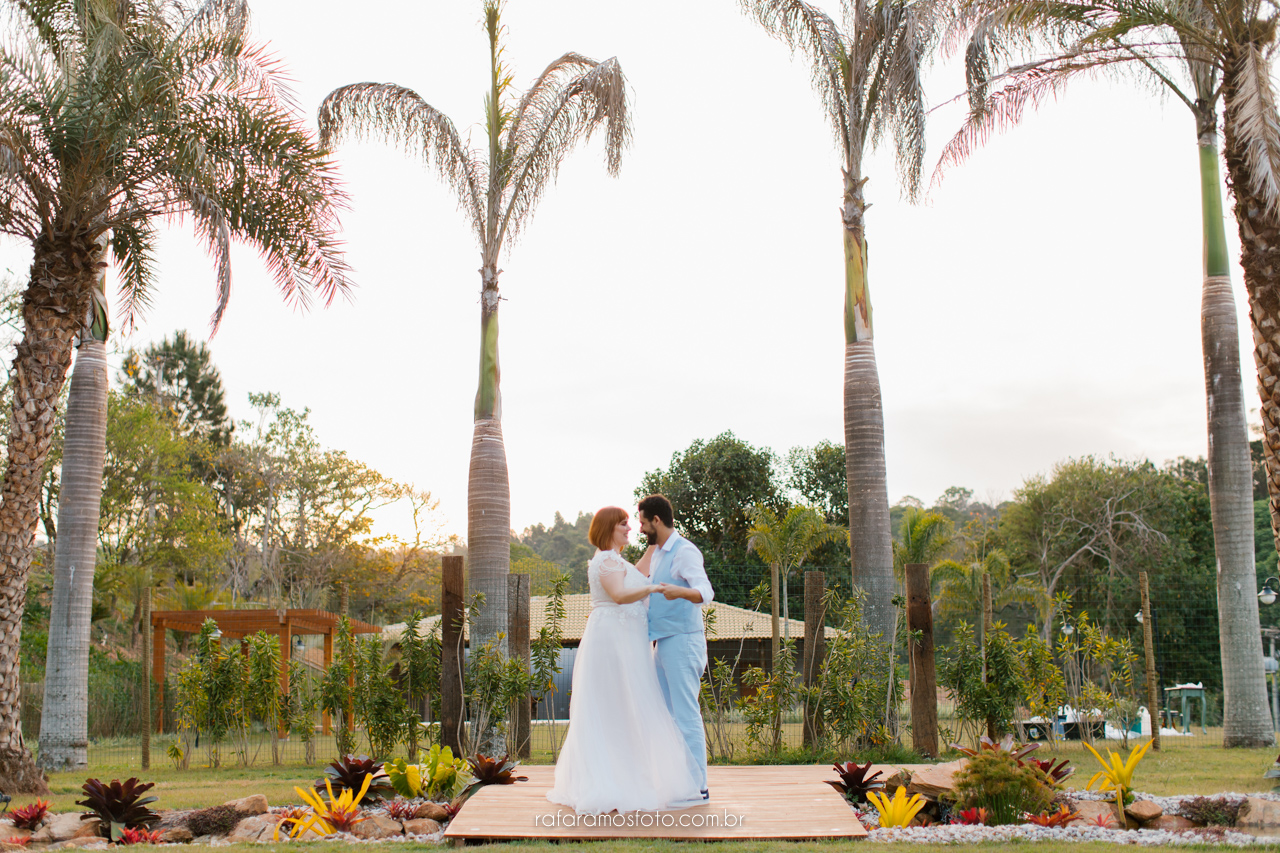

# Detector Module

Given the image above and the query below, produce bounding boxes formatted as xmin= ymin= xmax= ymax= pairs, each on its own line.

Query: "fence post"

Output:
xmin=441 ymin=556 xmax=466 ymax=756
xmin=152 ymin=621 xmax=165 ymax=734
xmin=905 ymin=563 xmax=939 ymax=757
xmin=982 ymin=571 xmax=995 ymax=739
xmin=141 ymin=587 xmax=151 ymax=769
xmin=509 ymin=573 xmax=531 ymax=759
xmin=1139 ymin=571 xmax=1161 ymax=751
xmin=802 ymin=571 xmax=826 ymax=747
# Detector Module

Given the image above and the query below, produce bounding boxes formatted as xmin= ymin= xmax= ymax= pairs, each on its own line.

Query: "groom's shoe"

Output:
xmin=701 ymin=789 xmax=709 ymax=801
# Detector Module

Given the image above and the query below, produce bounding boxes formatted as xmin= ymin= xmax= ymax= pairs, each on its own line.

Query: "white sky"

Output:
xmin=0 ymin=0 xmax=1254 ymax=541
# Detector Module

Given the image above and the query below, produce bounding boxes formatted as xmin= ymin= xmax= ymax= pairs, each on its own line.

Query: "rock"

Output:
xmin=1 ymin=828 xmax=32 ymax=841
xmin=413 ymin=803 xmax=448 ymax=822
xmin=222 ymin=795 xmax=268 ymax=816
xmin=402 ymin=819 xmax=441 ymax=836
xmin=50 ymin=838 xmax=106 ymax=849
xmin=227 ymin=815 xmax=280 ymax=844
xmin=159 ymin=827 xmax=194 ymax=844
xmin=883 ymin=770 xmax=911 ymax=792
xmin=905 ymin=761 xmax=964 ymax=800
xmin=1147 ymin=815 xmax=1198 ymax=831
xmin=1125 ymin=799 xmax=1163 ymax=824
xmin=1237 ymin=797 xmax=1280 ymax=828
xmin=350 ymin=816 xmax=402 ymax=840
xmin=1067 ymin=799 xmax=1122 ymax=828
xmin=0 ymin=843 xmax=29 ymax=852
xmin=33 ymin=815 xmax=98 ymax=843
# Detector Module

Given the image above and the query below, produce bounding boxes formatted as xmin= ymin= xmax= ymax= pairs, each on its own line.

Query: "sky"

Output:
xmin=0 ymin=0 xmax=1254 ymax=542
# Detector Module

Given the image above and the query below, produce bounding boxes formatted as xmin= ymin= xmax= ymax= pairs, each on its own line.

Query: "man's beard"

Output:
xmin=641 ymin=529 xmax=655 ymax=546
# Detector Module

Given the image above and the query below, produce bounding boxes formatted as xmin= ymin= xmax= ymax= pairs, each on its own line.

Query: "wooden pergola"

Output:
xmin=149 ymin=608 xmax=380 ymax=734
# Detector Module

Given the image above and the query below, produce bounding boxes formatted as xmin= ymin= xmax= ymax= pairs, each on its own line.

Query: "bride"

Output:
xmin=545 ymin=506 xmax=703 ymax=814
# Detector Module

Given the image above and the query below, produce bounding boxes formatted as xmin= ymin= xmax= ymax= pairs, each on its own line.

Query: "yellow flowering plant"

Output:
xmin=866 ymin=787 xmax=927 ymax=828
xmin=275 ymin=774 xmax=372 ymax=840
xmin=1083 ymin=739 xmax=1152 ymax=828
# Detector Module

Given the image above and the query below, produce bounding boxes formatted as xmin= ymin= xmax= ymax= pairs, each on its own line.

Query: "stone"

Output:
xmin=413 ymin=803 xmax=448 ymax=822
xmin=158 ymin=827 xmax=194 ymax=844
xmin=1237 ymin=797 xmax=1280 ymax=828
xmin=226 ymin=815 xmax=280 ymax=844
xmin=49 ymin=838 xmax=106 ymax=850
xmin=1 ymin=828 xmax=32 ymax=841
xmin=222 ymin=795 xmax=268 ymax=816
xmin=32 ymin=815 xmax=98 ymax=843
xmin=1125 ymin=799 xmax=1163 ymax=824
xmin=350 ymin=816 xmax=402 ymax=840
xmin=402 ymin=819 xmax=442 ymax=836
xmin=1147 ymin=815 xmax=1198 ymax=831
xmin=1067 ymin=799 xmax=1122 ymax=828
xmin=905 ymin=761 xmax=964 ymax=800
xmin=0 ymin=843 xmax=29 ymax=852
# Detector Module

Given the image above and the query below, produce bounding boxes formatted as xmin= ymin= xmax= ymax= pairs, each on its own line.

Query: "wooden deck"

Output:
xmin=443 ymin=764 xmax=869 ymax=842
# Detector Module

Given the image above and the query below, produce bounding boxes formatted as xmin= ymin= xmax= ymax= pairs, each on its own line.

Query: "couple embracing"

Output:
xmin=546 ymin=495 xmax=713 ymax=815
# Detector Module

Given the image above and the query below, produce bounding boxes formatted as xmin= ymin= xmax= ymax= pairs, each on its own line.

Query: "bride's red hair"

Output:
xmin=588 ymin=506 xmax=628 ymax=551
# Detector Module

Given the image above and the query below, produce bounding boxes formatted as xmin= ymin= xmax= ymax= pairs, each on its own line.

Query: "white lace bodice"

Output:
xmin=587 ymin=550 xmax=649 ymax=617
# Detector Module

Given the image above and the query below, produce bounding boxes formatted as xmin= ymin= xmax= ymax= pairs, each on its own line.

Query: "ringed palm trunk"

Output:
xmin=0 ymin=227 xmax=100 ymax=793
xmin=841 ymin=168 xmax=895 ymax=643
xmin=37 ymin=332 xmax=108 ymax=770
xmin=1219 ymin=68 xmax=1280 ymax=747
xmin=468 ymin=263 xmax=509 ymax=752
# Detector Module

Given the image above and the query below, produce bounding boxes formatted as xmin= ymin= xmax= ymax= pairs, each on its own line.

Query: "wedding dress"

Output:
xmin=545 ymin=549 xmax=703 ymax=814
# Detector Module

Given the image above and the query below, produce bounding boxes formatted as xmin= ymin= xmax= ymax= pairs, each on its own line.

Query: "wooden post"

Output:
xmin=339 ymin=581 xmax=349 ymax=616
xmin=321 ymin=631 xmax=333 ymax=735
xmin=141 ymin=587 xmax=151 ymax=769
xmin=802 ymin=571 xmax=826 ymax=747
xmin=905 ymin=564 xmax=939 ymax=757
xmin=152 ymin=621 xmax=165 ymax=734
xmin=982 ymin=571 xmax=996 ymax=739
xmin=508 ymin=573 xmax=531 ymax=759
xmin=1139 ymin=571 xmax=1161 ymax=751
xmin=279 ymin=616 xmax=292 ymax=739
xmin=441 ymin=556 xmax=466 ymax=756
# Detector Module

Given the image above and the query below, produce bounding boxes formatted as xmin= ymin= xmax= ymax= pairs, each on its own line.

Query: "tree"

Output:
xmin=636 ymin=431 xmax=780 ymax=565
xmin=0 ymin=0 xmax=347 ymax=789
xmin=745 ymin=503 xmax=847 ymax=663
xmin=319 ymin=0 xmax=631 ymax=673
xmin=892 ymin=507 xmax=954 ymax=576
xmin=120 ymin=331 xmax=233 ymax=448
xmin=947 ymin=0 xmax=1279 ymax=747
xmin=741 ymin=0 xmax=941 ymax=641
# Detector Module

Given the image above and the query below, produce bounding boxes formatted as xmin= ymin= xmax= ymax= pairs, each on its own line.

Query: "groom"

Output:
xmin=638 ymin=494 xmax=714 ymax=801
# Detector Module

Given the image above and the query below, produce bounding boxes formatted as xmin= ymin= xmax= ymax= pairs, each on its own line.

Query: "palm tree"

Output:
xmin=891 ymin=507 xmax=953 ymax=576
xmin=741 ymin=0 xmax=941 ymax=642
xmin=318 ymin=0 xmax=631 ymax=670
xmin=943 ymin=0 xmax=1275 ymax=748
xmin=746 ymin=503 xmax=847 ymax=664
xmin=0 ymin=0 xmax=348 ymax=789
xmin=932 ymin=549 xmax=1043 ymax=627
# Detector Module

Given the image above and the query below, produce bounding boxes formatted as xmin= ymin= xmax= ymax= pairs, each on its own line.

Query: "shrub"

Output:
xmin=75 ymin=778 xmax=160 ymax=842
xmin=1178 ymin=796 xmax=1244 ymax=827
xmin=951 ymin=751 xmax=1054 ymax=826
xmin=181 ymin=805 xmax=241 ymax=837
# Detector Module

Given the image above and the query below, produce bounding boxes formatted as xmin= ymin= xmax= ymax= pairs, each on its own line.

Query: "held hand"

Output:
xmin=659 ymin=583 xmax=684 ymax=601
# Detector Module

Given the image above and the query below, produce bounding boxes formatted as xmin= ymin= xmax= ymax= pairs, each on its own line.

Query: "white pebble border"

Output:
xmin=856 ymin=790 xmax=1280 ymax=846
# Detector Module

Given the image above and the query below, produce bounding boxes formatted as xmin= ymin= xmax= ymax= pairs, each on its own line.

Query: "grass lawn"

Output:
xmin=22 ymin=726 xmax=1276 ymax=819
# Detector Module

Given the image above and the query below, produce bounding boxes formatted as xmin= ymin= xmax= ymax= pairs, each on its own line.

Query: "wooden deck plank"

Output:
xmin=443 ymin=765 xmax=868 ymax=842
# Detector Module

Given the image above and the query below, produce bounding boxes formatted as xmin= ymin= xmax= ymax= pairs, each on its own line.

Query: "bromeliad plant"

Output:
xmin=1083 ymin=740 xmax=1152 ymax=829
xmin=866 ymin=787 xmax=927 ymax=828
xmin=117 ymin=828 xmax=162 ymax=846
xmin=1027 ymin=805 xmax=1080 ymax=827
xmin=10 ymin=800 xmax=49 ymax=830
xmin=460 ymin=754 xmax=528 ymax=801
xmin=953 ymin=806 xmax=989 ymax=826
xmin=825 ymin=761 xmax=885 ymax=804
xmin=76 ymin=779 xmax=160 ymax=842
xmin=316 ymin=755 xmax=396 ymax=803
xmin=277 ymin=777 xmax=372 ymax=840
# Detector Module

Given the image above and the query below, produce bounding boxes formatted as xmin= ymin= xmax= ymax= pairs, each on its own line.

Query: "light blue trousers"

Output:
xmin=654 ymin=631 xmax=708 ymax=791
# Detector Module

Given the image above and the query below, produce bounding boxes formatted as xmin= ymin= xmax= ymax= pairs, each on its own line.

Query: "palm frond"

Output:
xmin=742 ymin=0 xmax=853 ymax=152
xmin=1226 ymin=44 xmax=1280 ymax=218
xmin=110 ymin=220 xmax=159 ymax=332
xmin=496 ymin=54 xmax=631 ymax=247
xmin=318 ymin=82 xmax=485 ymax=240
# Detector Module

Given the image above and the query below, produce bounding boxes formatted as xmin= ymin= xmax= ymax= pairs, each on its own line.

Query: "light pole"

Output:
xmin=1259 ymin=579 xmax=1280 ymax=735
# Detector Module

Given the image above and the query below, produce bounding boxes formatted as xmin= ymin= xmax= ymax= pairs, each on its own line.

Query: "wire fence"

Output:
xmin=21 ymin=563 xmax=1280 ymax=769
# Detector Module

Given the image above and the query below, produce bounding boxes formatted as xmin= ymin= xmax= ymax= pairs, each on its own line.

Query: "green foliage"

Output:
xmin=320 ymin=617 xmax=358 ymax=758
xmin=397 ymin=611 xmax=438 ymax=756
xmin=516 ymin=512 xmax=595 ymax=588
xmin=242 ymin=632 xmax=282 ymax=765
xmin=739 ymin=639 xmax=804 ymax=758
xmin=173 ymin=620 xmax=244 ymax=768
xmin=353 ymin=636 xmax=410 ymax=760
xmin=810 ymin=589 xmax=900 ymax=752
xmin=120 ymin=332 xmax=232 ymax=448
xmin=951 ymin=751 xmax=1055 ymax=826
xmin=1059 ymin=610 xmax=1143 ymax=746
xmin=936 ymin=621 xmax=1025 ymax=746
xmin=388 ymin=745 xmax=468 ymax=801
xmin=1018 ymin=627 xmax=1067 ymax=749
xmin=284 ymin=659 xmax=321 ymax=765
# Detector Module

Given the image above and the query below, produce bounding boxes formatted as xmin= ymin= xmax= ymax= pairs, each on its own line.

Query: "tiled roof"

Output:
xmin=383 ymin=594 xmax=841 ymax=644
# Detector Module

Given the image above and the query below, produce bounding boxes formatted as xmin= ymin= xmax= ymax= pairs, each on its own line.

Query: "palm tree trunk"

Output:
xmin=469 ymin=265 xmax=509 ymax=752
xmin=1219 ymin=76 xmax=1280 ymax=747
xmin=842 ymin=170 xmax=894 ymax=642
xmin=0 ymin=231 xmax=99 ymax=793
xmin=770 ymin=561 xmax=780 ymax=667
xmin=37 ymin=334 xmax=108 ymax=770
